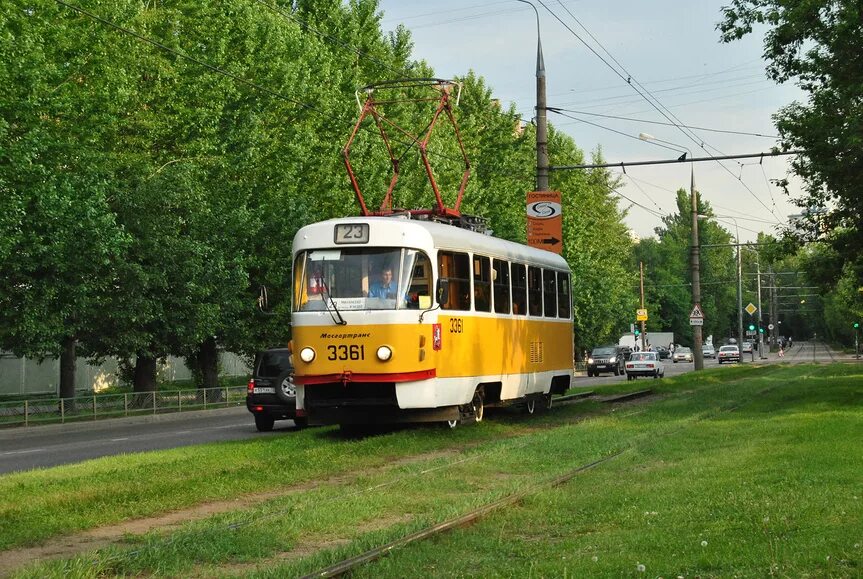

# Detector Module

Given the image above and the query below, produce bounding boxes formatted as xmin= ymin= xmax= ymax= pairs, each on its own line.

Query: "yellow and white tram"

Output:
xmin=290 ymin=215 xmax=574 ymax=427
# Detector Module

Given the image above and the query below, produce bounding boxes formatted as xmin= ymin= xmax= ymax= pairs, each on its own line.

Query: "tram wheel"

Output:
xmin=525 ymin=398 xmax=536 ymax=415
xmin=471 ymin=389 xmax=484 ymax=423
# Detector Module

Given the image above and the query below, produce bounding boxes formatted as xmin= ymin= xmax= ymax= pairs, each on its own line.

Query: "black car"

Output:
xmin=246 ymin=348 xmax=307 ymax=431
xmin=587 ymin=346 xmax=625 ymax=377
xmin=655 ymin=346 xmax=671 ymax=360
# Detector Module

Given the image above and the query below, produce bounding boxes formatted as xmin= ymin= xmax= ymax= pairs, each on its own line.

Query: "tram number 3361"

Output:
xmin=327 ymin=345 xmax=365 ymax=360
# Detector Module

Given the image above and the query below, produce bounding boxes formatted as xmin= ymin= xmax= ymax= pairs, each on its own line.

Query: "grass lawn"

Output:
xmin=2 ymin=363 xmax=861 ymax=578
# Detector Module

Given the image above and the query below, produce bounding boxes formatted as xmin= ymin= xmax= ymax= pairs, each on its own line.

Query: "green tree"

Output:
xmin=718 ymin=0 xmax=863 ymax=298
xmin=0 ymin=2 xmax=133 ymax=397
xmin=635 ymin=190 xmax=736 ymax=345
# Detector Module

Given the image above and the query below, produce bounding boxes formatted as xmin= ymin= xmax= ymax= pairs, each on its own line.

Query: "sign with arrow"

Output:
xmin=527 ymin=190 xmax=563 ymax=254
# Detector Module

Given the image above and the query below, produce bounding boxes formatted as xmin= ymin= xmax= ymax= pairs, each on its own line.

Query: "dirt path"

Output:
xmin=0 ymin=450 xmax=455 ymax=578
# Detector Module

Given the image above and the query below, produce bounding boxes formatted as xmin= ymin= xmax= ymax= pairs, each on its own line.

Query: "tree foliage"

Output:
xmin=718 ymin=0 xmax=863 ymax=313
xmin=1 ymin=0 xmax=638 ymax=389
xmin=634 ymin=190 xmax=737 ymax=345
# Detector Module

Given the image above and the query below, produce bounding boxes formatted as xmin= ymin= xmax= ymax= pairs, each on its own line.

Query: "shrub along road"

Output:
xmin=0 ymin=361 xmax=860 ymax=577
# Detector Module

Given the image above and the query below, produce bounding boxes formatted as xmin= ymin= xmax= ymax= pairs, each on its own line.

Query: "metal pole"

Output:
xmin=736 ymin=226 xmax=743 ymax=356
xmin=690 ymin=167 xmax=704 ymax=370
xmin=757 ymin=261 xmax=766 ymax=359
xmin=516 ymin=1 xmax=548 ymax=191
xmin=640 ymin=261 xmax=646 ymax=351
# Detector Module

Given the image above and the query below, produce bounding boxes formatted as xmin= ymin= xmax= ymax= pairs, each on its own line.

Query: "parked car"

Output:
xmin=625 ymin=351 xmax=664 ymax=380
xmin=246 ymin=348 xmax=307 ymax=431
xmin=718 ymin=345 xmax=741 ymax=364
xmin=741 ymin=341 xmax=753 ymax=353
xmin=587 ymin=346 xmax=625 ymax=377
xmin=702 ymin=344 xmax=716 ymax=359
xmin=672 ymin=346 xmax=693 ymax=363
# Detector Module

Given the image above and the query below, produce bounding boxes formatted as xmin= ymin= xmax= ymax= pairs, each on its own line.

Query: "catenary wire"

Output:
xmin=546 ymin=108 xmax=780 ymax=139
xmin=541 ymin=0 xmax=783 ymax=222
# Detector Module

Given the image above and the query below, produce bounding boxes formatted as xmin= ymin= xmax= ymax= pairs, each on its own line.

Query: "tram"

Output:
xmin=290 ymin=215 xmax=574 ymax=427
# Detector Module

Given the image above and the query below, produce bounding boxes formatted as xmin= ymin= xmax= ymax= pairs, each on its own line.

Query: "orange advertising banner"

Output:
xmin=526 ymin=190 xmax=563 ymax=254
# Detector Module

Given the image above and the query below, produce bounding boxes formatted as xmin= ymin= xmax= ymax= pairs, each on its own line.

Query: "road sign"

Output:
xmin=636 ymin=308 xmax=648 ymax=321
xmin=526 ymin=190 xmax=562 ymax=254
xmin=689 ymin=317 xmax=704 ymax=326
xmin=746 ymin=330 xmax=756 ymax=336
xmin=689 ymin=304 xmax=704 ymax=319
xmin=745 ymin=302 xmax=757 ymax=315
xmin=768 ymin=323 xmax=774 ymax=330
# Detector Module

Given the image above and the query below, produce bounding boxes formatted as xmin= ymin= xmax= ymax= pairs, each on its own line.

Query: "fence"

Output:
xmin=0 ymin=352 xmax=252 ymax=397
xmin=0 ymin=386 xmax=247 ymax=428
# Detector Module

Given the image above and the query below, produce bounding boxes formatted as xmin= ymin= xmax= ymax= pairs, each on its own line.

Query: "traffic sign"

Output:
xmin=636 ymin=308 xmax=648 ymax=321
xmin=745 ymin=302 xmax=757 ymax=315
xmin=689 ymin=304 xmax=704 ymax=319
xmin=768 ymin=323 xmax=774 ymax=330
xmin=526 ymin=191 xmax=563 ymax=254
xmin=689 ymin=317 xmax=704 ymax=326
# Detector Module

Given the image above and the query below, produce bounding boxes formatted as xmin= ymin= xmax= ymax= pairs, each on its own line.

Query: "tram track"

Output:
xmin=298 ymin=370 xmax=793 ymax=579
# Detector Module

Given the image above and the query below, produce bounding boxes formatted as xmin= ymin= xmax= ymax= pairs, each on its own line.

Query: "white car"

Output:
xmin=718 ymin=345 xmax=741 ymax=364
xmin=672 ymin=347 xmax=693 ymax=363
xmin=702 ymin=344 xmax=716 ymax=358
xmin=741 ymin=341 xmax=753 ymax=353
xmin=625 ymin=351 xmax=665 ymax=380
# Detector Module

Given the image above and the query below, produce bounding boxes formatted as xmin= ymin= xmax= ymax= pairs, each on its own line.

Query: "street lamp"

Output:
xmin=639 ymin=133 xmax=702 ymax=370
xmin=698 ymin=214 xmax=744 ymax=353
xmin=515 ymin=0 xmax=548 ymax=191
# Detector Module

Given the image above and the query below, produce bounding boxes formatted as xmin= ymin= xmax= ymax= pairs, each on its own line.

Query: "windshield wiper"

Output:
xmin=320 ymin=280 xmax=347 ymax=326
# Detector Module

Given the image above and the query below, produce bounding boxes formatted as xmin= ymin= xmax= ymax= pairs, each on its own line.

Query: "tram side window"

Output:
xmin=511 ymin=263 xmax=527 ymax=316
xmin=557 ymin=272 xmax=571 ymax=318
xmin=473 ymin=255 xmax=491 ymax=312
xmin=438 ymin=251 xmax=471 ymax=311
xmin=543 ymin=269 xmax=557 ymax=317
xmin=493 ymin=259 xmax=510 ymax=314
xmin=527 ymin=266 xmax=543 ymax=316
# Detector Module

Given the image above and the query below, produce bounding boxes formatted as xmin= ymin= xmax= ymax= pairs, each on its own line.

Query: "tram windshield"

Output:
xmin=293 ymin=247 xmax=433 ymax=312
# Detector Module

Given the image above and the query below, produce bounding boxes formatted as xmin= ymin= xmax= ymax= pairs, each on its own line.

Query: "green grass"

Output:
xmin=3 ymin=363 xmax=862 ymax=578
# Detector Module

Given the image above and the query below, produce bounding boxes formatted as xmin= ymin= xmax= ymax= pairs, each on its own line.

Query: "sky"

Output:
xmin=376 ymin=0 xmax=805 ymax=242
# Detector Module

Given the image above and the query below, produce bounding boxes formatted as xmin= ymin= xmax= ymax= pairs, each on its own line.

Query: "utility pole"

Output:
xmin=639 ymin=261 xmax=647 ymax=351
xmin=690 ymin=168 xmax=704 ymax=370
xmin=770 ymin=269 xmax=778 ymax=348
xmin=757 ymin=260 xmax=766 ymax=359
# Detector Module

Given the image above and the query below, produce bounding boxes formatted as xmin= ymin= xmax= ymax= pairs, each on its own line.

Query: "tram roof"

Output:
xmin=293 ymin=216 xmax=569 ymax=270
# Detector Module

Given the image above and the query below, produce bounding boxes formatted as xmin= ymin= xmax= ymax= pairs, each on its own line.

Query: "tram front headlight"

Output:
xmin=376 ymin=345 xmax=393 ymax=361
xmin=299 ymin=347 xmax=316 ymax=363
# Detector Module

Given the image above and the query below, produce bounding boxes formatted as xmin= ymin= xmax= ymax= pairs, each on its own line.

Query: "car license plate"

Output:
xmin=253 ymin=387 xmax=275 ymax=394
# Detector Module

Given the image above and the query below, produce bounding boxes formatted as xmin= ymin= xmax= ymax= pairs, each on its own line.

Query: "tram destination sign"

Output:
xmin=526 ymin=190 xmax=563 ymax=254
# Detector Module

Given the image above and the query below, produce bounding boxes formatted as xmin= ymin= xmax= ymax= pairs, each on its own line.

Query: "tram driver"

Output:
xmin=367 ymin=266 xmax=396 ymax=299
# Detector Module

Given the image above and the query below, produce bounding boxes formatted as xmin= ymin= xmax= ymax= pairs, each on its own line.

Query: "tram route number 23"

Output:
xmin=327 ymin=344 xmax=365 ymax=361
xmin=449 ymin=318 xmax=464 ymax=334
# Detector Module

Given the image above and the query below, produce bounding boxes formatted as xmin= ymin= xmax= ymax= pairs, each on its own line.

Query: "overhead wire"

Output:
xmin=545 ymin=108 xmax=780 ymax=139
xmin=541 ymin=0 xmax=784 ymax=224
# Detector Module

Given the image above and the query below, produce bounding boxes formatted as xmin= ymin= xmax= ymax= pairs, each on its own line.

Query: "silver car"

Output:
xmin=702 ymin=344 xmax=716 ymax=358
xmin=672 ymin=347 xmax=693 ymax=363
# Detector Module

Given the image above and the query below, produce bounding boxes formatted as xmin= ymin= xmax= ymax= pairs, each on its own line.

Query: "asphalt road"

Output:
xmin=0 ymin=407 xmax=302 ymax=475
xmin=0 ymin=341 xmax=848 ymax=474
